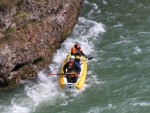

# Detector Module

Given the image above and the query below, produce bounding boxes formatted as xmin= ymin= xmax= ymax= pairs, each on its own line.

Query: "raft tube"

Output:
xmin=59 ymin=54 xmax=87 ymax=90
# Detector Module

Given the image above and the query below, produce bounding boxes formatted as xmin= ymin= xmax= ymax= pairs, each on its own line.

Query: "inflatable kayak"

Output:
xmin=59 ymin=54 xmax=87 ymax=90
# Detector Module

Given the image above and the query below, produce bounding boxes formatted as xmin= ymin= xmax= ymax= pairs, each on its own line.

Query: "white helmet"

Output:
xmin=76 ymin=42 xmax=81 ymax=46
xmin=70 ymin=55 xmax=75 ymax=59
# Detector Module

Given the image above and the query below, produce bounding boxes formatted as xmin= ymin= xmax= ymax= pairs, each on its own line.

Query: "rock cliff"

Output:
xmin=0 ymin=0 xmax=82 ymax=87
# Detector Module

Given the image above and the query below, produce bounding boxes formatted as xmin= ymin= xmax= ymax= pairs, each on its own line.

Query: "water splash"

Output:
xmin=0 ymin=7 xmax=105 ymax=113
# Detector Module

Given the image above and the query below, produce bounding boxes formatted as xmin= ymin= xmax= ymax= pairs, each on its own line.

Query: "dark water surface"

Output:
xmin=1 ymin=0 xmax=150 ymax=113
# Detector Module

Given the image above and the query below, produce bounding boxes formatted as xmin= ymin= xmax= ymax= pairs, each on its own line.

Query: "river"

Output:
xmin=1 ymin=0 xmax=150 ymax=113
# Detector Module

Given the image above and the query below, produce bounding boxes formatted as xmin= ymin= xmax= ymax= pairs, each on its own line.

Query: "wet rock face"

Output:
xmin=0 ymin=0 xmax=82 ymax=87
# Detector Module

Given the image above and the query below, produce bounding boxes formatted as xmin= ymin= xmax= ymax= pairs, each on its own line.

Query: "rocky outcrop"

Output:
xmin=0 ymin=0 xmax=82 ymax=87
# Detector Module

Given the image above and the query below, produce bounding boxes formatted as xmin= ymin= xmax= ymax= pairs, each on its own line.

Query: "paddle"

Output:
xmin=48 ymin=73 xmax=63 ymax=76
xmin=48 ymin=73 xmax=76 ymax=76
xmin=85 ymin=56 xmax=94 ymax=60
xmin=87 ymin=56 xmax=93 ymax=60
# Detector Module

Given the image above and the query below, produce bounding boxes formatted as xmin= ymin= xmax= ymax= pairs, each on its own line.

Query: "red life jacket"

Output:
xmin=71 ymin=45 xmax=82 ymax=56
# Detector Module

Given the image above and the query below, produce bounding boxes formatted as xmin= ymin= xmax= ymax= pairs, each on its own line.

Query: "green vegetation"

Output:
xmin=63 ymin=30 xmax=72 ymax=38
xmin=5 ymin=27 xmax=16 ymax=35
xmin=15 ymin=11 xmax=29 ymax=21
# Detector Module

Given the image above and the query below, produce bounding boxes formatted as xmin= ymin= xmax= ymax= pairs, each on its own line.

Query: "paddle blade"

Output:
xmin=48 ymin=74 xmax=56 ymax=76
xmin=88 ymin=57 xmax=93 ymax=60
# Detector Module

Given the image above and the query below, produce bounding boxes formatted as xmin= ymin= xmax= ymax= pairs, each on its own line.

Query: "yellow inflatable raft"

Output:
xmin=59 ymin=54 xmax=87 ymax=90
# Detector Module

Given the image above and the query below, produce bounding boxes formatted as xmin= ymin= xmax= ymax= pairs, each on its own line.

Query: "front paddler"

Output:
xmin=71 ymin=42 xmax=87 ymax=63
xmin=63 ymin=55 xmax=81 ymax=83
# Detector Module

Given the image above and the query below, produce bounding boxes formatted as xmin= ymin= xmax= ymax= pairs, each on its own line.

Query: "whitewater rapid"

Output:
xmin=0 ymin=1 xmax=106 ymax=113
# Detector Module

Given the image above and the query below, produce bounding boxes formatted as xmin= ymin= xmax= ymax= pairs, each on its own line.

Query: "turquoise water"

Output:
xmin=1 ymin=0 xmax=150 ymax=113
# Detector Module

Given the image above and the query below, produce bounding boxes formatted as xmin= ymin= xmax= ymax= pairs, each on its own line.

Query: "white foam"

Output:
xmin=133 ymin=46 xmax=142 ymax=54
xmin=113 ymin=40 xmax=131 ymax=45
xmin=138 ymin=32 xmax=150 ymax=34
xmin=1 ymin=12 xmax=105 ymax=113
xmin=25 ymin=71 xmax=62 ymax=106
xmin=132 ymin=102 xmax=150 ymax=106
xmin=87 ymin=107 xmax=101 ymax=113
xmin=86 ymin=74 xmax=105 ymax=87
xmin=2 ymin=99 xmax=30 ymax=113
xmin=79 ymin=17 xmax=105 ymax=37
xmin=87 ymin=3 xmax=99 ymax=17
xmin=103 ymin=0 xmax=108 ymax=5
xmin=86 ymin=104 xmax=116 ymax=113
xmin=10 ymin=99 xmax=30 ymax=113
xmin=1 ymin=71 xmax=66 ymax=113
xmin=112 ymin=23 xmax=123 ymax=28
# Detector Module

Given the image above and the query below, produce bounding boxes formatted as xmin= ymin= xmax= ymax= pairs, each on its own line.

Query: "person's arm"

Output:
xmin=80 ymin=49 xmax=87 ymax=58
xmin=75 ymin=62 xmax=81 ymax=74
xmin=63 ymin=62 xmax=68 ymax=74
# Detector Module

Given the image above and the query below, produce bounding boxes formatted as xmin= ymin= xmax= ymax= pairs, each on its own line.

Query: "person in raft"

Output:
xmin=71 ymin=42 xmax=87 ymax=63
xmin=63 ymin=55 xmax=81 ymax=83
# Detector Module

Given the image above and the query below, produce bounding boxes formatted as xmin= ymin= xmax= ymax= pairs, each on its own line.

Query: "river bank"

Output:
xmin=0 ymin=0 xmax=82 ymax=87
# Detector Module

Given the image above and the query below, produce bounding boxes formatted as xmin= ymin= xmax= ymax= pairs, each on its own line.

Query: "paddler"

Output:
xmin=71 ymin=42 xmax=87 ymax=63
xmin=63 ymin=55 xmax=81 ymax=83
